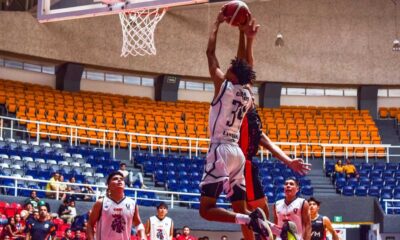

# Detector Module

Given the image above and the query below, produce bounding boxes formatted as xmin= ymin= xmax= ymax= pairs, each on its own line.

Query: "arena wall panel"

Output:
xmin=0 ymin=0 xmax=399 ymax=85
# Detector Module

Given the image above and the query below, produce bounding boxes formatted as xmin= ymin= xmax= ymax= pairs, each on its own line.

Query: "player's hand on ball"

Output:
xmin=217 ymin=6 xmax=227 ymax=23
xmin=239 ymin=18 xmax=260 ymax=38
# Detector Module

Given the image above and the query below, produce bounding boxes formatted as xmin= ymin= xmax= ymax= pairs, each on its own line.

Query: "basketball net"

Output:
xmin=119 ymin=8 xmax=166 ymax=57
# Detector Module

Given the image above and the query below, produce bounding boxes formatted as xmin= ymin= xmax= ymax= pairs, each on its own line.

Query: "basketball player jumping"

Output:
xmin=274 ymin=177 xmax=312 ymax=240
xmin=199 ymin=8 xmax=272 ymax=240
xmin=308 ymin=197 xmax=339 ymax=240
xmin=87 ymin=171 xmax=146 ymax=240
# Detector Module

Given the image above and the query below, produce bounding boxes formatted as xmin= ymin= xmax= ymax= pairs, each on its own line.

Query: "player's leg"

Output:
xmin=199 ymin=181 xmax=237 ymax=222
xmin=245 ymin=160 xmax=270 ymax=218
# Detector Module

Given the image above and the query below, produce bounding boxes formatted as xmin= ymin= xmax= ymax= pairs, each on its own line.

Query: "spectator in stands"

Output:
xmin=177 ymin=226 xmax=196 ymax=240
xmin=1 ymin=216 xmax=24 ymax=239
xmin=73 ymin=229 xmax=83 ymax=240
xmin=23 ymin=202 xmax=34 ymax=215
xmin=343 ymin=158 xmax=359 ymax=179
xmin=81 ymin=181 xmax=95 ymax=201
xmin=61 ymin=228 xmax=74 ymax=240
xmin=45 ymin=172 xmax=61 ymax=199
xmin=14 ymin=213 xmax=26 ymax=238
xmin=59 ymin=199 xmax=77 ymax=224
xmin=334 ymin=159 xmax=345 ymax=180
xmin=25 ymin=208 xmax=39 ymax=226
xmin=25 ymin=205 xmax=56 ymax=239
xmin=119 ymin=162 xmax=147 ymax=188
xmin=68 ymin=176 xmax=82 ymax=200
xmin=24 ymin=191 xmax=40 ymax=209
xmin=221 ymin=235 xmax=228 ymax=240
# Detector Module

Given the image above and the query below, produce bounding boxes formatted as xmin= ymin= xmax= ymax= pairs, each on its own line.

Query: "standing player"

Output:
xmin=199 ymin=7 xmax=272 ymax=240
xmin=86 ymin=171 xmax=146 ymax=240
xmin=308 ymin=197 xmax=339 ymax=240
xmin=274 ymin=177 xmax=312 ymax=240
xmin=145 ymin=202 xmax=174 ymax=240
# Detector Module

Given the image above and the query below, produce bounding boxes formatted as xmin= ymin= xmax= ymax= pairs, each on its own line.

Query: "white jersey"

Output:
xmin=149 ymin=216 xmax=173 ymax=240
xmin=209 ymin=80 xmax=253 ymax=144
xmin=275 ymin=197 xmax=306 ymax=240
xmin=95 ymin=196 xmax=136 ymax=240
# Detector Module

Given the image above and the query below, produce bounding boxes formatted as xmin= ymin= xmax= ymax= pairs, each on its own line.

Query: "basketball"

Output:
xmin=222 ymin=1 xmax=251 ymax=26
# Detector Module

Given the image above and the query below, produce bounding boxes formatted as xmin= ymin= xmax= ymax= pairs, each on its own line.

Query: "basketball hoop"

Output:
xmin=119 ymin=8 xmax=166 ymax=57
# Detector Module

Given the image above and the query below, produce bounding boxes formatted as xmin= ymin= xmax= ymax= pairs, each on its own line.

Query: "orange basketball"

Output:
xmin=222 ymin=1 xmax=251 ymax=26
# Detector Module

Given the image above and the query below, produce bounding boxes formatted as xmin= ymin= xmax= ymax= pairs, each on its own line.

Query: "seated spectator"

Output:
xmin=24 ymin=190 xmax=40 ymax=209
xmin=81 ymin=182 xmax=95 ymax=201
xmin=0 ymin=216 xmax=24 ymax=240
xmin=68 ymin=177 xmax=82 ymax=200
xmin=177 ymin=226 xmax=196 ymax=240
xmin=119 ymin=163 xmax=147 ymax=188
xmin=45 ymin=172 xmax=61 ymax=199
xmin=343 ymin=158 xmax=359 ymax=179
xmin=73 ymin=229 xmax=83 ymax=240
xmin=62 ymin=228 xmax=74 ymax=240
xmin=334 ymin=159 xmax=345 ymax=180
xmin=14 ymin=213 xmax=26 ymax=238
xmin=58 ymin=199 xmax=77 ymax=224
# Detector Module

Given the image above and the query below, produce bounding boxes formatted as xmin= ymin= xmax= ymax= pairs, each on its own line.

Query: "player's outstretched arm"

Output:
xmin=239 ymin=18 xmax=259 ymax=67
xmin=86 ymin=199 xmax=103 ymax=240
xmin=259 ymin=133 xmax=311 ymax=175
xmin=324 ymin=216 xmax=340 ymax=240
xmin=133 ymin=205 xmax=146 ymax=240
xmin=206 ymin=8 xmax=226 ymax=97
xmin=302 ymin=200 xmax=312 ymax=240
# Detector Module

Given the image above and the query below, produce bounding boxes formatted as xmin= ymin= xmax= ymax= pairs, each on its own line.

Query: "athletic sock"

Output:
xmin=235 ymin=213 xmax=251 ymax=225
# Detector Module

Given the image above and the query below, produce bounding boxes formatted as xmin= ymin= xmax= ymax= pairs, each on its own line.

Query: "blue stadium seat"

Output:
xmin=368 ymin=186 xmax=380 ymax=198
xmin=361 ymin=162 xmax=372 ymax=171
xmin=301 ymin=185 xmax=313 ymax=196
xmin=383 ymin=170 xmax=394 ymax=178
xmin=373 ymin=162 xmax=386 ymax=171
xmin=275 ymin=192 xmax=285 ymax=201
xmin=384 ymin=177 xmax=396 ymax=187
xmin=342 ymin=186 xmax=354 ymax=196
xmin=370 ymin=169 xmax=382 ymax=178
xmin=265 ymin=192 xmax=275 ymax=203
xmin=273 ymin=176 xmax=285 ymax=185
xmin=325 ymin=162 xmax=334 ymax=176
xmin=335 ymin=177 xmax=346 ymax=190
xmin=358 ymin=169 xmax=369 ymax=178
xmin=386 ymin=162 xmax=398 ymax=171
xmin=347 ymin=178 xmax=359 ymax=187
xmin=359 ymin=177 xmax=370 ymax=187
xmin=371 ymin=177 xmax=384 ymax=187
xmin=381 ymin=186 xmax=393 ymax=196
xmin=355 ymin=186 xmax=367 ymax=196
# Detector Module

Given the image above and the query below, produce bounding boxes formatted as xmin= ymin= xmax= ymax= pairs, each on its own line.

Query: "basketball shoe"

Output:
xmin=248 ymin=207 xmax=273 ymax=239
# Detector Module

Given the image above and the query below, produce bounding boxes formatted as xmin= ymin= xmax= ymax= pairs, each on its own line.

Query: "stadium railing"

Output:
xmin=0 ymin=175 xmax=229 ymax=208
xmin=1 ymin=116 xmax=398 ymax=165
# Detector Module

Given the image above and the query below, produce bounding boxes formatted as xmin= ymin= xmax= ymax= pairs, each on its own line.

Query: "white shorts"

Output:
xmin=199 ymin=143 xmax=246 ymax=198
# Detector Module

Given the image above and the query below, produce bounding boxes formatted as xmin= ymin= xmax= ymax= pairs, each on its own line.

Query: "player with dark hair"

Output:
xmin=145 ymin=202 xmax=174 ymax=240
xmin=199 ymin=7 xmax=272 ymax=240
xmin=308 ymin=197 xmax=339 ymax=240
xmin=274 ymin=177 xmax=311 ymax=240
xmin=25 ymin=204 xmax=56 ymax=240
xmin=87 ymin=171 xmax=146 ymax=240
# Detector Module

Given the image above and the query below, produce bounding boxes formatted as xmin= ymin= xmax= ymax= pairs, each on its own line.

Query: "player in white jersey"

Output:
xmin=274 ymin=177 xmax=311 ymax=240
xmin=199 ymin=7 xmax=272 ymax=240
xmin=145 ymin=202 xmax=173 ymax=240
xmin=87 ymin=171 xmax=146 ymax=240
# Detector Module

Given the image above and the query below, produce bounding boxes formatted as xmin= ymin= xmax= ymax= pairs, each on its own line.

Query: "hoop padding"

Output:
xmin=119 ymin=8 xmax=166 ymax=57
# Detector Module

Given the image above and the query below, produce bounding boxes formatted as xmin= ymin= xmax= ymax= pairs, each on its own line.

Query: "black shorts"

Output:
xmin=200 ymin=181 xmax=246 ymax=202
xmin=245 ymin=160 xmax=265 ymax=202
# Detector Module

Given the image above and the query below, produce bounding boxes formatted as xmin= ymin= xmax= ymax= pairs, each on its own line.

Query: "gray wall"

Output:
xmin=0 ymin=0 xmax=399 ymax=85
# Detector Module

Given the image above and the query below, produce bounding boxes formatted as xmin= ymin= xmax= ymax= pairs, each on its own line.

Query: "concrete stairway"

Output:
xmin=308 ymin=159 xmax=337 ymax=196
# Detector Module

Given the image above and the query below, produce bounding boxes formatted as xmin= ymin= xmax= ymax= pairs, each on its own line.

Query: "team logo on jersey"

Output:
xmin=293 ymin=208 xmax=298 ymax=214
xmin=111 ymin=215 xmax=126 ymax=233
xmin=156 ymin=229 xmax=165 ymax=239
xmin=311 ymin=231 xmax=321 ymax=237
xmin=126 ymin=203 xmax=130 ymax=210
xmin=44 ymin=223 xmax=49 ymax=229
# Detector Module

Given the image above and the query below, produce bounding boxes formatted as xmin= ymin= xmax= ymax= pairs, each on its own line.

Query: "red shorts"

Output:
xmin=244 ymin=160 xmax=265 ymax=202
